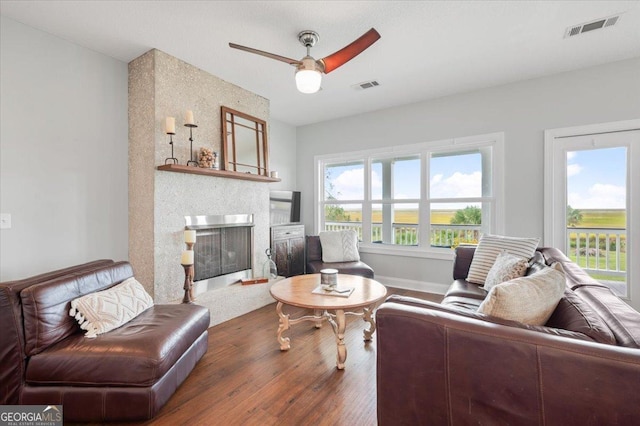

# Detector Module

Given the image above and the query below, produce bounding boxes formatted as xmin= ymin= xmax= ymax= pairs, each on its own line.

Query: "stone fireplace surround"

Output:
xmin=128 ymin=49 xmax=277 ymax=326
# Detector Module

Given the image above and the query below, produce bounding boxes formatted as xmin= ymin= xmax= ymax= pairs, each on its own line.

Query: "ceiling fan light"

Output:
xmin=295 ymin=69 xmax=322 ymax=94
xmin=295 ymin=57 xmax=322 ymax=94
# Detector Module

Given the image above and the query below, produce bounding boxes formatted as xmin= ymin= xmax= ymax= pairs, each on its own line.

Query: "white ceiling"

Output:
xmin=1 ymin=1 xmax=639 ymax=126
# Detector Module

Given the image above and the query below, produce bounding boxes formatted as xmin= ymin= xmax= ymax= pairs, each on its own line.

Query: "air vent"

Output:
xmin=352 ymin=80 xmax=380 ymax=91
xmin=564 ymin=14 xmax=621 ymax=38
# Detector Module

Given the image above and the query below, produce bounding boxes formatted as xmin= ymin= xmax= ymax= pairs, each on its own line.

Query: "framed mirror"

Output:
xmin=221 ymin=107 xmax=269 ymax=176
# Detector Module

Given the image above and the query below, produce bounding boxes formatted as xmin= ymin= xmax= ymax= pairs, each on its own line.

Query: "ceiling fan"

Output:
xmin=229 ymin=28 xmax=381 ymax=94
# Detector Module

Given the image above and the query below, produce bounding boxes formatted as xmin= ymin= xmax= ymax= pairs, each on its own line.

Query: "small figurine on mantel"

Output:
xmin=198 ymin=147 xmax=214 ymax=168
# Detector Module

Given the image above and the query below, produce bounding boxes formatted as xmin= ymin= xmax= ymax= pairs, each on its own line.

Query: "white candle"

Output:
xmin=181 ymin=250 xmax=194 ymax=265
xmin=185 ymin=110 xmax=195 ymax=126
xmin=184 ymin=230 xmax=196 ymax=243
xmin=165 ymin=117 xmax=175 ymax=134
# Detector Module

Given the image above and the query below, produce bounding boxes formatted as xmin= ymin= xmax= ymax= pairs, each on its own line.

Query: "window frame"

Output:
xmin=314 ymin=132 xmax=505 ymax=260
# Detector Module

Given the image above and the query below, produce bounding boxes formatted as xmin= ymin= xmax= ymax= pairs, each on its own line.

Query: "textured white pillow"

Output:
xmin=477 ymin=263 xmax=565 ymax=326
xmin=69 ymin=277 xmax=153 ymax=338
xmin=467 ymin=234 xmax=539 ymax=285
xmin=483 ymin=251 xmax=529 ymax=292
xmin=319 ymin=230 xmax=360 ymax=262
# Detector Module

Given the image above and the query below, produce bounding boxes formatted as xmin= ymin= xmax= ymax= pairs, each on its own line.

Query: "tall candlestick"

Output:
xmin=165 ymin=117 xmax=176 ymax=134
xmin=184 ymin=230 xmax=196 ymax=243
xmin=185 ymin=110 xmax=195 ymax=126
xmin=182 ymin=264 xmax=194 ymax=304
xmin=185 ymin=120 xmax=198 ymax=167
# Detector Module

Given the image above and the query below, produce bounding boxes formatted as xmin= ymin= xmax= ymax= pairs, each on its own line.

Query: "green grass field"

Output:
xmin=342 ymin=209 xmax=454 ymax=224
xmin=337 ymin=208 xmax=626 ymax=227
xmin=572 ymin=209 xmax=626 ymax=228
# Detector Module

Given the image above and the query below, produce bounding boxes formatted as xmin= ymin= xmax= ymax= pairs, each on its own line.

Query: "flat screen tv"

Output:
xmin=269 ymin=190 xmax=301 ymax=226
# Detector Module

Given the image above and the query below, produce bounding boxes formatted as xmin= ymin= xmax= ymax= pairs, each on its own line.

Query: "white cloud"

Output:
xmin=329 ymin=169 xmax=482 ymax=201
xmin=566 ymin=152 xmax=577 ymax=160
xmin=430 ymin=171 xmax=481 ymax=198
xmin=329 ymin=168 xmax=382 ymax=200
xmin=567 ymin=163 xmax=582 ymax=177
xmin=568 ymin=183 xmax=626 ymax=209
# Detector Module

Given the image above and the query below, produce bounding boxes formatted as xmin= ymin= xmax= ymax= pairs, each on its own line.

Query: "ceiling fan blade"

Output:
xmin=318 ymin=28 xmax=381 ymax=74
xmin=229 ymin=43 xmax=301 ymax=66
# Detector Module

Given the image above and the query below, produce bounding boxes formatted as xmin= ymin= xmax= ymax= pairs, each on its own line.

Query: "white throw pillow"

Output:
xmin=69 ymin=277 xmax=154 ymax=338
xmin=467 ymin=234 xmax=540 ymax=285
xmin=477 ymin=263 xmax=566 ymax=326
xmin=483 ymin=251 xmax=529 ymax=292
xmin=319 ymin=230 xmax=360 ymax=263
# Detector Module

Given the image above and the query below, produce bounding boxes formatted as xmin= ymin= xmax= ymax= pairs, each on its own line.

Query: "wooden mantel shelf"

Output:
xmin=157 ymin=164 xmax=281 ymax=183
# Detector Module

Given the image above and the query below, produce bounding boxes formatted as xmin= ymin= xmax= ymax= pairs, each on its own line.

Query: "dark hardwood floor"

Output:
xmin=113 ymin=287 xmax=440 ymax=426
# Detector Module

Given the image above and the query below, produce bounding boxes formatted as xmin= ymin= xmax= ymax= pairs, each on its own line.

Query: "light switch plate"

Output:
xmin=0 ymin=213 xmax=11 ymax=229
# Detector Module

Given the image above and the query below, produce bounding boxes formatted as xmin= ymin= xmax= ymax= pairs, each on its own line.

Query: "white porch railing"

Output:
xmin=567 ymin=227 xmax=626 ymax=277
xmin=325 ymin=223 xmax=626 ymax=274
xmin=324 ymin=222 xmax=481 ymax=247
xmin=430 ymin=224 xmax=481 ymax=247
xmin=325 ymin=222 xmax=364 ymax=238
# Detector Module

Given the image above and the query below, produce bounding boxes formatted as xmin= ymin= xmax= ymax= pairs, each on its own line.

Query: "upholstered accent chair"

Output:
xmin=305 ymin=235 xmax=374 ymax=278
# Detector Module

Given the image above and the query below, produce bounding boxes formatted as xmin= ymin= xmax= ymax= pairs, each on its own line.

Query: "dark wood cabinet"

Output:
xmin=270 ymin=224 xmax=305 ymax=277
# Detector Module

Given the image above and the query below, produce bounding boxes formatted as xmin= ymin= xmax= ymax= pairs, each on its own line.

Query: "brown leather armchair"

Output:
xmin=0 ymin=260 xmax=210 ymax=422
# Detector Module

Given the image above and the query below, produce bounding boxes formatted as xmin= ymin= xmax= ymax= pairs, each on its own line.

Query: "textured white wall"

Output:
xmin=0 ymin=16 xmax=128 ymax=281
xmin=296 ymin=58 xmax=640 ymax=289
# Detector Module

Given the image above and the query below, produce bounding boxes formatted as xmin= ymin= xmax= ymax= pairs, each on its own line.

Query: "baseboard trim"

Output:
xmin=376 ymin=275 xmax=449 ymax=295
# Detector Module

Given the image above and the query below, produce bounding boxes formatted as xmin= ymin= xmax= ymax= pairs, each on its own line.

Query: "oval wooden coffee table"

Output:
xmin=269 ymin=273 xmax=387 ymax=370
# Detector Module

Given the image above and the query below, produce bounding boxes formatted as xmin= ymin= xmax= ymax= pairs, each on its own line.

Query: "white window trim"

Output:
xmin=314 ymin=132 xmax=505 ymax=260
xmin=543 ymin=119 xmax=640 ymax=246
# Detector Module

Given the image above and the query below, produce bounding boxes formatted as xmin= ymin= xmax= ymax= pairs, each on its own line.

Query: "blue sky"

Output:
xmin=567 ymin=147 xmax=626 ymax=209
xmin=326 ymin=147 xmax=626 ymax=210
xmin=326 ymin=152 xmax=483 ymax=203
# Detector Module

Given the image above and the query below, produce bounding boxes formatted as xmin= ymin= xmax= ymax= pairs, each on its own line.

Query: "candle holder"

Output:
xmin=186 ymin=242 xmax=194 ymax=251
xmin=164 ymin=132 xmax=178 ymax=165
xmin=181 ymin=263 xmax=194 ymax=304
xmin=185 ymin=123 xmax=198 ymax=167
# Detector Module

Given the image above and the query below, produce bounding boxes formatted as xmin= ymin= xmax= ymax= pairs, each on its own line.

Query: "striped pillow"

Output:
xmin=467 ymin=234 xmax=539 ymax=285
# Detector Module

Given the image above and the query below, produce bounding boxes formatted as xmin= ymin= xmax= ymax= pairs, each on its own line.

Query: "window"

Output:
xmin=324 ymin=161 xmax=364 ymax=239
xmin=371 ymin=156 xmax=420 ymax=244
xmin=315 ymin=133 xmax=504 ymax=258
xmin=429 ymin=149 xmax=491 ymax=248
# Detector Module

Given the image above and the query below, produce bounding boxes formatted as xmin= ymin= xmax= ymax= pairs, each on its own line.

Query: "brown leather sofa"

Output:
xmin=0 ymin=260 xmax=210 ymax=422
xmin=376 ymin=246 xmax=640 ymax=425
xmin=305 ymin=235 xmax=374 ymax=278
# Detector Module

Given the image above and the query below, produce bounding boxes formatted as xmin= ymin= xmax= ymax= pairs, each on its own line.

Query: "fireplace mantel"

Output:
xmin=157 ymin=164 xmax=280 ymax=183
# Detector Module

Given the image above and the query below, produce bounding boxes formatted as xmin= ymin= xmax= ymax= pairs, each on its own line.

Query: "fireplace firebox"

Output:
xmin=185 ymin=214 xmax=254 ymax=294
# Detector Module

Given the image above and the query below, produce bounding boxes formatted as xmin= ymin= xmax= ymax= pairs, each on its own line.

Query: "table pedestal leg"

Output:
xmin=328 ymin=309 xmax=347 ymax=370
xmin=276 ymin=302 xmax=290 ymax=350
xmin=363 ymin=305 xmax=377 ymax=341
xmin=314 ymin=309 xmax=323 ymax=328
